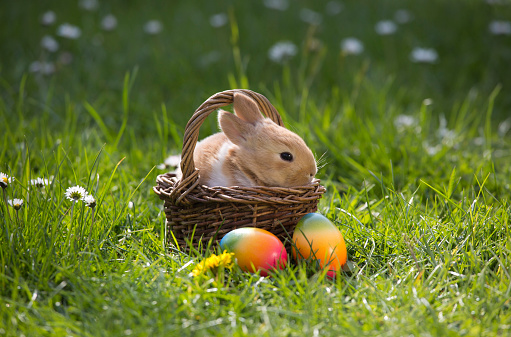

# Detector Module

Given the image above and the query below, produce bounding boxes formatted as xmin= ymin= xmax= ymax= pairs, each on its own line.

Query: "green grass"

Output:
xmin=1 ymin=0 xmax=511 ymax=336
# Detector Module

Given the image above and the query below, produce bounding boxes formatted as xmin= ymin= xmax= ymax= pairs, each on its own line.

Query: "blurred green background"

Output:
xmin=2 ymin=0 xmax=511 ymax=115
xmin=2 ymin=2 xmax=511 ymax=335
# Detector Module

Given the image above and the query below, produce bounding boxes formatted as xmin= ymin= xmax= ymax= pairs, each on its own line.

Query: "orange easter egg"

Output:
xmin=292 ymin=213 xmax=347 ymax=275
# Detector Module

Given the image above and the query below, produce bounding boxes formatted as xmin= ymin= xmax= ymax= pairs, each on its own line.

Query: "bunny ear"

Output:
xmin=218 ymin=110 xmax=253 ymax=146
xmin=233 ymin=93 xmax=263 ymax=125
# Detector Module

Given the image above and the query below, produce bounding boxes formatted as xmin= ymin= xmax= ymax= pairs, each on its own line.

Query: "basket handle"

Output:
xmin=173 ymin=89 xmax=284 ymax=198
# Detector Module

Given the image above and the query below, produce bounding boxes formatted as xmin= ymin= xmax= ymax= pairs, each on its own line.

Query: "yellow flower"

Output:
xmin=191 ymin=251 xmax=235 ymax=277
xmin=191 ymin=263 xmax=206 ymax=277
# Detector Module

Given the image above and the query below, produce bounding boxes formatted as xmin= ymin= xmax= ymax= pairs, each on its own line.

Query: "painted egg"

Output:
xmin=220 ymin=228 xmax=287 ymax=276
xmin=292 ymin=213 xmax=347 ymax=276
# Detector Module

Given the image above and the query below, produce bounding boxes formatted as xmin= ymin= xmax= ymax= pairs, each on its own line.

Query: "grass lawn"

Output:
xmin=1 ymin=0 xmax=511 ymax=336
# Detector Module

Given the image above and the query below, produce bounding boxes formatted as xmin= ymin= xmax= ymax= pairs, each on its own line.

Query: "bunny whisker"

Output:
xmin=315 ymin=151 xmax=329 ymax=171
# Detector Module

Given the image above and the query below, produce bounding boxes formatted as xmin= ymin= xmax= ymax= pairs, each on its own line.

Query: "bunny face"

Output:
xmin=227 ymin=118 xmax=317 ymax=187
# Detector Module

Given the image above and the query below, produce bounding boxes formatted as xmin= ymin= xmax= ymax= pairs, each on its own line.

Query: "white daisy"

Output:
xmin=144 ymin=20 xmax=163 ymax=35
xmin=41 ymin=35 xmax=59 ymax=52
xmin=394 ymin=115 xmax=417 ymax=130
xmin=29 ymin=61 xmax=56 ymax=75
xmin=410 ymin=47 xmax=438 ymax=63
xmin=101 ymin=14 xmax=118 ymax=31
xmin=83 ymin=194 xmax=96 ymax=208
xmin=268 ymin=41 xmax=298 ymax=64
xmin=41 ymin=10 xmax=56 ymax=26
xmin=0 ymin=172 xmax=13 ymax=188
xmin=209 ymin=13 xmax=228 ymax=28
xmin=375 ymin=20 xmax=397 ymax=35
xmin=263 ymin=0 xmax=289 ymax=11
xmin=164 ymin=154 xmax=181 ymax=168
xmin=8 ymin=198 xmax=23 ymax=210
xmin=326 ymin=1 xmax=343 ymax=16
xmin=79 ymin=0 xmax=98 ymax=11
xmin=30 ymin=177 xmax=50 ymax=187
xmin=489 ymin=20 xmax=511 ymax=35
xmin=65 ymin=186 xmax=87 ymax=202
xmin=341 ymin=37 xmax=364 ymax=55
xmin=300 ymin=8 xmax=322 ymax=25
xmin=57 ymin=23 xmax=82 ymax=39
xmin=423 ymin=98 xmax=433 ymax=106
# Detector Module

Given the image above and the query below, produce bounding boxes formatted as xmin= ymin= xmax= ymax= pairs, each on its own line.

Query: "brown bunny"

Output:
xmin=191 ymin=93 xmax=317 ymax=187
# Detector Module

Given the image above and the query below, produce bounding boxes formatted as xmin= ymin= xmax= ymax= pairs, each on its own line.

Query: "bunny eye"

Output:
xmin=280 ymin=152 xmax=293 ymax=162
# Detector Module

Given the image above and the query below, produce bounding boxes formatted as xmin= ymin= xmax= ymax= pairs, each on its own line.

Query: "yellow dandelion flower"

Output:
xmin=218 ymin=250 xmax=235 ymax=269
xmin=191 ymin=262 xmax=206 ymax=277
xmin=206 ymin=255 xmax=220 ymax=269
xmin=191 ymin=251 xmax=235 ymax=277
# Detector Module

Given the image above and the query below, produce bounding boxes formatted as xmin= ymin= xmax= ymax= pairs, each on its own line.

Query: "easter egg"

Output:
xmin=292 ymin=213 xmax=347 ymax=275
xmin=220 ymin=228 xmax=287 ymax=276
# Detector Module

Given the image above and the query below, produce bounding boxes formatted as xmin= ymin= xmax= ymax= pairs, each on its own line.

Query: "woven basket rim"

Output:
xmin=154 ymin=172 xmax=325 ymax=205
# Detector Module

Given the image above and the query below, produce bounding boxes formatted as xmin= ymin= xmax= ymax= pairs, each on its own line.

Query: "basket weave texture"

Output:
xmin=153 ymin=89 xmax=326 ymax=249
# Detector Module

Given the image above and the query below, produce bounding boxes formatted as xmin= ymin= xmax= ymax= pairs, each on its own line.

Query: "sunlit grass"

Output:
xmin=1 ymin=0 xmax=511 ymax=336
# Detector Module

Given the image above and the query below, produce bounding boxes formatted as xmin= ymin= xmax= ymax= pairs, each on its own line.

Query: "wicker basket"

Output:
xmin=153 ymin=89 xmax=326 ymax=250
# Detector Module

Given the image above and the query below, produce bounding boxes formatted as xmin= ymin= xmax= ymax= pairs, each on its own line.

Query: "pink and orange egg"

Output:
xmin=219 ymin=227 xmax=287 ymax=276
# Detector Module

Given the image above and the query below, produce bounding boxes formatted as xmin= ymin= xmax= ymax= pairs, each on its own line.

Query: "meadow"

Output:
xmin=1 ymin=0 xmax=511 ymax=336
